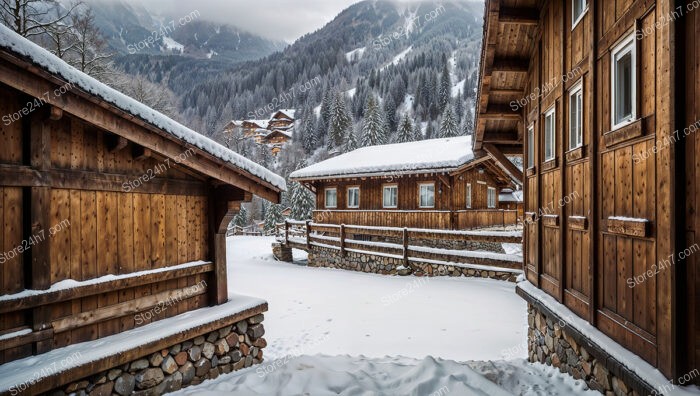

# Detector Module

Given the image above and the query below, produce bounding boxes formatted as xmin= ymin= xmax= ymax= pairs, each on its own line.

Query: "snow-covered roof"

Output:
xmin=0 ymin=25 xmax=285 ymax=191
xmin=499 ymin=189 xmax=524 ymax=203
xmin=290 ymin=136 xmax=475 ymax=180
xmin=244 ymin=119 xmax=271 ymax=129
xmin=271 ymin=109 xmax=295 ymax=120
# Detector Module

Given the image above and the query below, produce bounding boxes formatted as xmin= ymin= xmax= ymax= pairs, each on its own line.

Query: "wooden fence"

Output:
xmin=277 ymin=220 xmax=523 ymax=270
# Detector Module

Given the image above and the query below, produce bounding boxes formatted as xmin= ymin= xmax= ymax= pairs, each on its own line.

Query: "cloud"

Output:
xmin=125 ymin=0 xmax=438 ymax=42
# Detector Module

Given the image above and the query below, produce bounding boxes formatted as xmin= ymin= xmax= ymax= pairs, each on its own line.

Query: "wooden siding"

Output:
xmin=519 ymin=0 xmax=676 ymax=376
xmin=309 ymin=166 xmax=515 ymax=229
xmin=684 ymin=2 xmax=700 ymax=382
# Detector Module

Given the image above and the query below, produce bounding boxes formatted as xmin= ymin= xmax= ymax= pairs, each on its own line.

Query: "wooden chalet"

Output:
xmin=268 ymin=109 xmax=295 ymax=130
xmin=0 ymin=25 xmax=284 ymax=394
xmin=476 ymin=0 xmax=698 ymax=392
xmin=290 ymin=136 xmax=523 ymax=230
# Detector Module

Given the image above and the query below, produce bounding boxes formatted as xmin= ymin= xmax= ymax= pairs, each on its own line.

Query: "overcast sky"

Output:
xmin=130 ymin=0 xmax=457 ymax=43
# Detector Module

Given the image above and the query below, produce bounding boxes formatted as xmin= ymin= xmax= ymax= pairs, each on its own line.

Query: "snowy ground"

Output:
xmin=172 ymin=236 xmax=597 ymax=395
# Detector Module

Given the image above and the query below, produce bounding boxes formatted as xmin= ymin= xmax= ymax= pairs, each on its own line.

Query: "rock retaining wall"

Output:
xmin=49 ymin=314 xmax=267 ymax=396
xmin=527 ymin=304 xmax=649 ymax=395
xmin=307 ymin=245 xmax=518 ymax=282
xmin=272 ymin=242 xmax=293 ymax=262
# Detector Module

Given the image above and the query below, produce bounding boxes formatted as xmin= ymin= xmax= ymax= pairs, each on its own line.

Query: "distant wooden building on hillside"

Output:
xmin=227 ymin=109 xmax=296 ymax=156
xmin=290 ymin=136 xmax=523 ymax=229
xmin=475 ymin=0 xmax=699 ymax=393
xmin=0 ymin=25 xmax=285 ymax=395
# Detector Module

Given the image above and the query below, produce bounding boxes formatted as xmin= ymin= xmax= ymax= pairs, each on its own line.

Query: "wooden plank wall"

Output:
xmin=683 ymin=0 xmax=700 ymax=382
xmin=452 ymin=168 xmax=503 ymax=209
xmin=522 ymin=0 xmax=673 ymax=375
xmin=0 ymin=83 xmax=212 ymax=363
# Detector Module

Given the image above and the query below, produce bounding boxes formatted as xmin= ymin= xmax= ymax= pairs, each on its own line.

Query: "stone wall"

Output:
xmin=527 ymin=304 xmax=651 ymax=396
xmin=49 ymin=314 xmax=267 ymax=396
xmin=350 ymin=234 xmax=505 ymax=253
xmin=307 ymin=245 xmax=519 ymax=282
xmin=272 ymin=242 xmax=293 ymax=262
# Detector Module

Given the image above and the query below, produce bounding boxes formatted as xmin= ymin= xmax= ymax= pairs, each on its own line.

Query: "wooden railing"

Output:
xmin=0 ymin=261 xmax=213 ymax=361
xmin=312 ymin=209 xmax=519 ymax=230
xmin=278 ymin=221 xmax=523 ymax=270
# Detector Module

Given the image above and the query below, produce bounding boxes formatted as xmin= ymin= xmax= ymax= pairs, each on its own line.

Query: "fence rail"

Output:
xmin=277 ymin=221 xmax=523 ymax=271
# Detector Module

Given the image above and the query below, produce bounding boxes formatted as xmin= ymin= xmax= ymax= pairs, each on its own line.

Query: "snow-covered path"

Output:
xmin=173 ymin=236 xmax=596 ymax=395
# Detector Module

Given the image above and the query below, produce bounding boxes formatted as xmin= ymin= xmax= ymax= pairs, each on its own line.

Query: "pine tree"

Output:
xmin=234 ymin=206 xmax=249 ymax=227
xmin=438 ymin=56 xmax=451 ymax=112
xmin=413 ymin=118 xmax=423 ymax=141
xmin=290 ymin=181 xmax=315 ymax=220
xmin=361 ymin=95 xmax=386 ymax=147
xmin=328 ymin=90 xmax=352 ymax=149
xmin=384 ymin=96 xmax=397 ymax=134
xmin=439 ymin=105 xmax=459 ymax=138
xmin=396 ymin=115 xmax=414 ymax=143
xmin=462 ymin=107 xmax=474 ymax=136
xmin=425 ymin=121 xmax=435 ymax=140
xmin=263 ymin=204 xmax=283 ymax=235
xmin=301 ymin=105 xmax=316 ymax=153
xmin=320 ymin=87 xmax=333 ymax=126
xmin=345 ymin=125 xmax=359 ymax=152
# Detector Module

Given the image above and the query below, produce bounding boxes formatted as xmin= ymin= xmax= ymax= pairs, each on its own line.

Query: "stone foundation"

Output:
xmin=48 ymin=315 xmax=267 ymax=396
xmin=272 ymin=242 xmax=293 ymax=262
xmin=526 ymin=303 xmax=654 ymax=396
xmin=351 ymin=234 xmax=505 ymax=253
xmin=307 ymin=245 xmax=519 ymax=282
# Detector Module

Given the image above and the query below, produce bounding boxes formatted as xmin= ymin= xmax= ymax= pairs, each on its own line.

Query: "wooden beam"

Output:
xmin=489 ymin=88 xmax=526 ymax=96
xmin=483 ymin=143 xmax=523 ymax=184
xmin=482 ymin=130 xmax=521 ymax=145
xmin=499 ymin=6 xmax=539 ymax=25
xmin=49 ymin=105 xmax=62 ymax=120
xmin=132 ymin=145 xmax=152 ymax=161
xmin=492 ymin=57 xmax=530 ymax=73
xmin=0 ymin=262 xmax=214 ymax=314
xmin=105 ymin=133 xmax=128 ymax=153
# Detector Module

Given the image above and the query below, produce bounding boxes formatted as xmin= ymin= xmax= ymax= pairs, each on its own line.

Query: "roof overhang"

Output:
xmin=474 ymin=0 xmax=538 ymax=180
xmin=0 ymin=49 xmax=283 ymax=203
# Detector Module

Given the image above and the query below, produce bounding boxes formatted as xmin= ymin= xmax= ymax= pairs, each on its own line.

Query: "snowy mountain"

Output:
xmin=87 ymin=0 xmax=286 ymax=61
xmin=173 ymin=0 xmax=484 ymax=139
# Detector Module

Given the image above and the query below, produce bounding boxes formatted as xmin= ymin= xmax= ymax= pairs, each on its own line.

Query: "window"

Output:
xmin=487 ymin=187 xmax=497 ymax=209
xmin=466 ymin=183 xmax=472 ymax=209
xmin=527 ymin=125 xmax=535 ymax=168
xmin=611 ymin=34 xmax=637 ymax=130
xmin=347 ymin=187 xmax=360 ymax=208
xmin=419 ymin=183 xmax=435 ymax=208
xmin=544 ymin=107 xmax=556 ymax=161
xmin=324 ymin=188 xmax=337 ymax=208
xmin=383 ymin=185 xmax=398 ymax=208
xmin=569 ymin=82 xmax=583 ymax=150
xmin=572 ymin=0 xmax=587 ymax=28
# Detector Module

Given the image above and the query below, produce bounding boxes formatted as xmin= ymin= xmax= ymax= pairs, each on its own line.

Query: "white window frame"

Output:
xmin=569 ymin=81 xmax=584 ymax=150
xmin=324 ymin=188 xmax=337 ymax=209
xmin=527 ymin=125 xmax=535 ymax=169
xmin=466 ymin=183 xmax=472 ymax=209
xmin=382 ymin=185 xmax=398 ymax=209
xmin=572 ymin=0 xmax=588 ymax=29
xmin=544 ymin=106 xmax=556 ymax=162
xmin=487 ymin=187 xmax=497 ymax=209
xmin=611 ymin=33 xmax=637 ymax=131
xmin=347 ymin=186 xmax=360 ymax=209
xmin=418 ymin=183 xmax=435 ymax=209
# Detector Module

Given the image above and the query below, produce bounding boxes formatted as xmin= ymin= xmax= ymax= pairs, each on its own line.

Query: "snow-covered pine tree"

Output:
xmin=438 ymin=56 xmax=451 ymax=112
xmin=439 ymin=105 xmax=459 ymax=138
xmin=301 ymin=105 xmax=316 ymax=153
xmin=383 ymin=96 xmax=397 ymax=135
xmin=290 ymin=181 xmax=315 ymax=220
xmin=396 ymin=115 xmax=414 ymax=143
xmin=361 ymin=94 xmax=386 ymax=147
xmin=345 ymin=124 xmax=359 ymax=152
xmin=425 ymin=121 xmax=435 ymax=139
xmin=234 ymin=206 xmax=249 ymax=227
xmin=413 ymin=118 xmax=423 ymax=141
xmin=263 ymin=204 xmax=283 ymax=235
xmin=328 ymin=90 xmax=352 ymax=149
xmin=462 ymin=106 xmax=474 ymax=136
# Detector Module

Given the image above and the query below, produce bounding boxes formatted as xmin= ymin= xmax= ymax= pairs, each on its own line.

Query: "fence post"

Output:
xmin=284 ymin=220 xmax=289 ymax=245
xmin=403 ymin=227 xmax=409 ymax=267
xmin=340 ymin=223 xmax=346 ymax=257
xmin=305 ymin=220 xmax=312 ymax=250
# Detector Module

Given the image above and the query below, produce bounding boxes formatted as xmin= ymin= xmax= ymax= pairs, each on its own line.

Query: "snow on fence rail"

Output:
xmin=276 ymin=220 xmax=523 ymax=270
